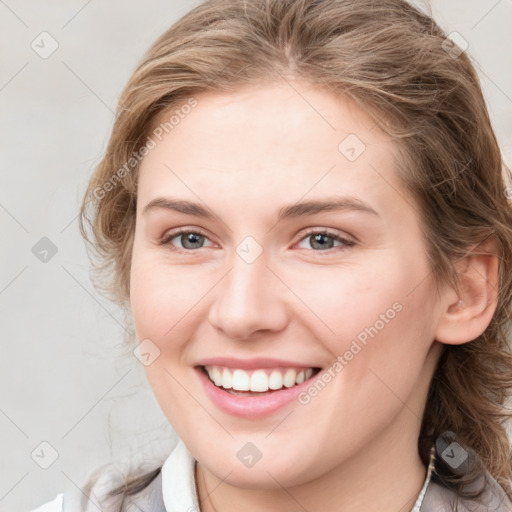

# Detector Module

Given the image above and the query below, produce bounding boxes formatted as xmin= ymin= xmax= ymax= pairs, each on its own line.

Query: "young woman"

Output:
xmin=32 ymin=0 xmax=512 ymax=510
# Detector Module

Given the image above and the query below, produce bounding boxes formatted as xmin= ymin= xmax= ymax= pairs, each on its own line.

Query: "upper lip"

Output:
xmin=195 ymin=357 xmax=321 ymax=370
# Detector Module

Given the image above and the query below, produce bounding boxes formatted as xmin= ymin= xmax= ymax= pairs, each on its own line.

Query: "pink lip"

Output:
xmin=195 ymin=356 xmax=317 ymax=370
xmin=195 ymin=366 xmax=320 ymax=419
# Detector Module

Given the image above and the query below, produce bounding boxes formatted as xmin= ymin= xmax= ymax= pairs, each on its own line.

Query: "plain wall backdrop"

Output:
xmin=1 ymin=1 xmax=511 ymax=510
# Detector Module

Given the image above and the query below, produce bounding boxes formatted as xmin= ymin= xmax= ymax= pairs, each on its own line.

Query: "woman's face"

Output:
xmin=130 ymin=81 xmax=444 ymax=488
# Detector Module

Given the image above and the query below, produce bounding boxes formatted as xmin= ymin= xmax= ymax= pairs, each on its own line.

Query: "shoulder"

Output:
xmin=422 ymin=475 xmax=512 ymax=511
xmin=56 ymin=469 xmax=163 ymax=512
xmin=62 ymin=469 xmax=163 ymax=512
xmin=420 ymin=434 xmax=512 ymax=512
xmin=28 ymin=442 xmax=182 ymax=512
xmin=29 ymin=464 xmax=128 ymax=512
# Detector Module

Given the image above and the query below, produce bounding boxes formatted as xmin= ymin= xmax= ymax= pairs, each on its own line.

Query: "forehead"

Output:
xmin=137 ymin=81 xmax=405 ymax=217
xmin=146 ymin=80 xmax=393 ymax=153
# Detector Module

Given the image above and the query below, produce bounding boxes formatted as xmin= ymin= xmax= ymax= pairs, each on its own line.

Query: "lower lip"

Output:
xmin=195 ymin=367 xmax=317 ymax=418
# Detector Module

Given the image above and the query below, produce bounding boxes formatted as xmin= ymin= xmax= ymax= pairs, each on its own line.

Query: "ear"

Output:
xmin=434 ymin=235 xmax=499 ymax=345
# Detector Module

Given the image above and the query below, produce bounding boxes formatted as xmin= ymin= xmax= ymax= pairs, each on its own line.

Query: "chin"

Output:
xmin=197 ymin=441 xmax=321 ymax=489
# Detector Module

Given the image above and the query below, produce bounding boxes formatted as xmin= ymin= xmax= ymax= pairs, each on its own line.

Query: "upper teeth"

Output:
xmin=204 ymin=366 xmax=315 ymax=392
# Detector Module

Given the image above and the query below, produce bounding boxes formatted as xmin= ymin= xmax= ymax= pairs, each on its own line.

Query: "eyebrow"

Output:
xmin=277 ymin=196 xmax=379 ymax=219
xmin=141 ymin=196 xmax=379 ymax=220
xmin=142 ymin=197 xmax=214 ymax=218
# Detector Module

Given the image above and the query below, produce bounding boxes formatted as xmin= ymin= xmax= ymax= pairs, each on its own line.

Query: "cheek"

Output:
xmin=280 ymin=251 xmax=432 ymax=342
xmin=129 ymin=247 xmax=207 ymax=341
xmin=286 ymin=252 xmax=437 ymax=407
xmin=328 ymin=258 xmax=436 ymax=393
xmin=129 ymin=247 xmax=203 ymax=422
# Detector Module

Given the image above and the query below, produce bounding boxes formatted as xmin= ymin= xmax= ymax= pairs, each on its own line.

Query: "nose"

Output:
xmin=207 ymin=250 xmax=289 ymax=340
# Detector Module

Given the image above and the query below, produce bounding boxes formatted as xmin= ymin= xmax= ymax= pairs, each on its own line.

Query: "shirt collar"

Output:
xmin=161 ymin=439 xmax=199 ymax=512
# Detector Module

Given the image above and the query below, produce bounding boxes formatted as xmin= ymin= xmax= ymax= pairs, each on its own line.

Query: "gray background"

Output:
xmin=1 ymin=1 xmax=511 ymax=511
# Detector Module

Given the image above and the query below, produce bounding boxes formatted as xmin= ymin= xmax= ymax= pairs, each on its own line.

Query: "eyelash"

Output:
xmin=160 ymin=227 xmax=355 ymax=254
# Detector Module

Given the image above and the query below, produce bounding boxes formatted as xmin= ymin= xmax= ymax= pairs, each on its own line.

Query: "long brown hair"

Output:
xmin=79 ymin=0 xmax=512 ymax=502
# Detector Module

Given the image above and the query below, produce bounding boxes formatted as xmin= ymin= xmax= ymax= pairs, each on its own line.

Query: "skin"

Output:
xmin=129 ymin=80 xmax=498 ymax=512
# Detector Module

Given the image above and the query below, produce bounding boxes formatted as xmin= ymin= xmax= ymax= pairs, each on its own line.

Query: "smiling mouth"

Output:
xmin=199 ymin=365 xmax=322 ymax=395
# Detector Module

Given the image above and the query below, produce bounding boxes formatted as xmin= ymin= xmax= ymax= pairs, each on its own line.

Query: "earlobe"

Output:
xmin=434 ymin=236 xmax=499 ymax=346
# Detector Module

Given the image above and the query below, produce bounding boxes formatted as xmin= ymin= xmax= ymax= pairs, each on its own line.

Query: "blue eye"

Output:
xmin=162 ymin=229 xmax=213 ymax=250
xmin=297 ymin=230 xmax=354 ymax=251
xmin=161 ymin=228 xmax=354 ymax=253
